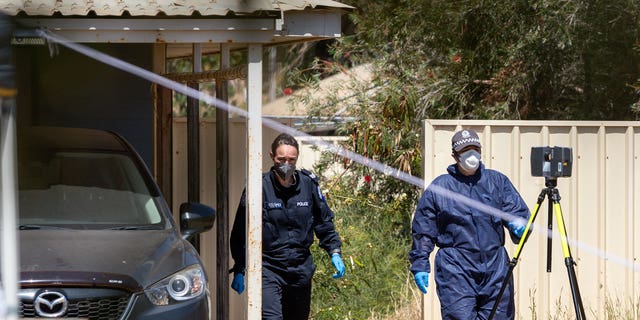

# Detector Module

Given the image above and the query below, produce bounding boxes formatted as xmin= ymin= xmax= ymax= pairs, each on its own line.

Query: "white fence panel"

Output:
xmin=423 ymin=120 xmax=640 ymax=320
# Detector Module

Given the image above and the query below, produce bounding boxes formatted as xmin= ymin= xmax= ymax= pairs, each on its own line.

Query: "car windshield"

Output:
xmin=18 ymin=151 xmax=164 ymax=229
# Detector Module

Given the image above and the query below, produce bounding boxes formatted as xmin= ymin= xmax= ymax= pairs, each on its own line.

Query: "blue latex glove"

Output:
xmin=231 ymin=273 xmax=245 ymax=294
xmin=331 ymin=253 xmax=345 ymax=279
xmin=414 ymin=272 xmax=429 ymax=294
xmin=508 ymin=221 xmax=526 ymax=238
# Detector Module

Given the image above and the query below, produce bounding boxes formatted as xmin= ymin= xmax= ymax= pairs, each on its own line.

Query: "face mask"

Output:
xmin=274 ymin=162 xmax=296 ymax=181
xmin=458 ymin=150 xmax=481 ymax=172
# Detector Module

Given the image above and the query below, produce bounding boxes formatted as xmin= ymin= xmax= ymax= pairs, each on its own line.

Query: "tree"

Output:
xmin=290 ymin=1 xmax=640 ymax=318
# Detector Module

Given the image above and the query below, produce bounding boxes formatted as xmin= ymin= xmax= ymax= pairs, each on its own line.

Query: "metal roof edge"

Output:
xmin=1 ymin=0 xmax=353 ymax=17
xmin=274 ymin=0 xmax=354 ymax=11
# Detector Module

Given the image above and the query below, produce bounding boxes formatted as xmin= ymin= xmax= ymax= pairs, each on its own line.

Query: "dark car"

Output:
xmin=15 ymin=126 xmax=215 ymax=319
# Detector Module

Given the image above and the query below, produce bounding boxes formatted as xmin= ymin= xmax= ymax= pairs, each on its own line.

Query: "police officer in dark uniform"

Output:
xmin=230 ymin=133 xmax=345 ymax=320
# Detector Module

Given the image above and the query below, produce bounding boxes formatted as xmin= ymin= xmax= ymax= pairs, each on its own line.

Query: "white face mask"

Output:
xmin=458 ymin=149 xmax=481 ymax=172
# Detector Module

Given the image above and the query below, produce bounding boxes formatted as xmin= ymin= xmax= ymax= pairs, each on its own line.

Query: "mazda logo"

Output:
xmin=34 ymin=291 xmax=68 ymax=318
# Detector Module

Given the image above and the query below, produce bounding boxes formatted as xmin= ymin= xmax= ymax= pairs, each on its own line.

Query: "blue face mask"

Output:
xmin=458 ymin=149 xmax=481 ymax=172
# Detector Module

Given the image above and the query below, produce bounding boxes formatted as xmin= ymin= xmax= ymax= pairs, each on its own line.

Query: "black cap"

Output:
xmin=451 ymin=129 xmax=481 ymax=152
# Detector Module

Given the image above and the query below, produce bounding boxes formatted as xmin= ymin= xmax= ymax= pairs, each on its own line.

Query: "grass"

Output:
xmin=527 ymin=290 xmax=640 ymax=320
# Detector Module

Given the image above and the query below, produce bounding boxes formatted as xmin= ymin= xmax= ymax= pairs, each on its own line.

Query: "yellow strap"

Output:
xmin=0 ymin=87 xmax=17 ymax=97
xmin=513 ymin=202 xmax=539 ymax=258
xmin=554 ymin=203 xmax=572 ymax=258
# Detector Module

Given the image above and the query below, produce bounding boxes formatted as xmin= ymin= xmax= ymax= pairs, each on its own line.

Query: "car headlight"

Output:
xmin=145 ymin=265 xmax=207 ymax=306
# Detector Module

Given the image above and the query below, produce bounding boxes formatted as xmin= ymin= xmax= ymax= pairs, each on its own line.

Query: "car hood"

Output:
xmin=19 ymin=229 xmax=193 ymax=292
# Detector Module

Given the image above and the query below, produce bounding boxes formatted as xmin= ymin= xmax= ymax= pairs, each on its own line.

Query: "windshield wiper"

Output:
xmin=19 ymin=224 xmax=69 ymax=230
xmin=108 ymin=225 xmax=159 ymax=230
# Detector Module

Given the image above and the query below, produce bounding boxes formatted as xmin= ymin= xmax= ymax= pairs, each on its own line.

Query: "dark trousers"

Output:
xmin=262 ymin=267 xmax=312 ymax=320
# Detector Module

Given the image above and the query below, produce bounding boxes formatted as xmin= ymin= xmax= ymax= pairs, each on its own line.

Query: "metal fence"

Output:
xmin=422 ymin=120 xmax=640 ymax=320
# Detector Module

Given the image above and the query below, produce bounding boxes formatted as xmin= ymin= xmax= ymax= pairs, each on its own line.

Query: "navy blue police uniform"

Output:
xmin=409 ymin=163 xmax=530 ymax=320
xmin=230 ymin=168 xmax=342 ymax=320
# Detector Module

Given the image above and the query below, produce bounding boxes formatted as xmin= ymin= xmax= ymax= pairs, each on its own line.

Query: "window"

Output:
xmin=19 ymin=152 xmax=162 ymax=228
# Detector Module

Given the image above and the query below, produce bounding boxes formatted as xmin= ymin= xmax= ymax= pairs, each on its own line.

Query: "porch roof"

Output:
xmin=1 ymin=0 xmax=352 ymax=17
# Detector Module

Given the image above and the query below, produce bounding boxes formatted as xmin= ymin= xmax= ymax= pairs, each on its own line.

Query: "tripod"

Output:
xmin=488 ymin=177 xmax=586 ymax=320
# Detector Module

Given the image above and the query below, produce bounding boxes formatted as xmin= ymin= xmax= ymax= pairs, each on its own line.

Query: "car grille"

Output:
xmin=19 ymin=288 xmax=132 ymax=320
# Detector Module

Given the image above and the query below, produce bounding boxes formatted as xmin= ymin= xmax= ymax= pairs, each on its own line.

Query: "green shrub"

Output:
xmin=310 ymin=162 xmax=419 ymax=319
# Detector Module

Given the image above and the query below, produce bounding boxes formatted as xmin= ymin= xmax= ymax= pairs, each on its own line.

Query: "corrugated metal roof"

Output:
xmin=276 ymin=0 xmax=352 ymax=10
xmin=1 ymin=0 xmax=352 ymax=17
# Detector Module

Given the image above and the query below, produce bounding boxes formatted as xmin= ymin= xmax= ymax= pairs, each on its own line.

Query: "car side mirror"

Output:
xmin=179 ymin=202 xmax=215 ymax=241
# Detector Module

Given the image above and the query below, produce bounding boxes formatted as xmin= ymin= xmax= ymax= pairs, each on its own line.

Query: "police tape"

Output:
xmin=35 ymin=29 xmax=425 ymax=190
xmin=36 ymin=29 xmax=640 ymax=273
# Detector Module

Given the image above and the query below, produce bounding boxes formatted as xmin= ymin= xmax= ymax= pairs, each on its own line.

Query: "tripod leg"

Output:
xmin=546 ymin=193 xmax=553 ymax=272
xmin=487 ymin=189 xmax=544 ymax=320
xmin=487 ymin=260 xmax=516 ymax=320
xmin=551 ymin=190 xmax=586 ymax=320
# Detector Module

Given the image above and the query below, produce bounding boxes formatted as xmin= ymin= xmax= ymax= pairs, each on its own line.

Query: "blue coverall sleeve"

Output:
xmin=229 ymin=190 xmax=247 ymax=274
xmin=409 ymin=187 xmax=438 ymax=274
xmin=500 ymin=176 xmax=531 ymax=242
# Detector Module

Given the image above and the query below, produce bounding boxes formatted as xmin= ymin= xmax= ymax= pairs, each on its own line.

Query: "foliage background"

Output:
xmin=296 ymin=0 xmax=640 ymax=319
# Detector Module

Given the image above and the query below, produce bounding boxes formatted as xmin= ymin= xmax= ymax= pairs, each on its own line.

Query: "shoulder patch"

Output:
xmin=317 ymin=186 xmax=326 ymax=202
xmin=300 ymin=169 xmax=319 ymax=185
xmin=300 ymin=169 xmax=326 ymax=202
